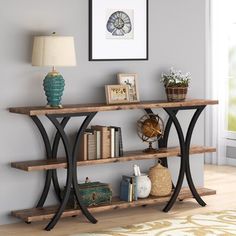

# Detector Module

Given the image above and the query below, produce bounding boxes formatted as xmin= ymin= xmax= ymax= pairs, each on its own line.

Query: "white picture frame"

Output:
xmin=89 ymin=0 xmax=148 ymax=61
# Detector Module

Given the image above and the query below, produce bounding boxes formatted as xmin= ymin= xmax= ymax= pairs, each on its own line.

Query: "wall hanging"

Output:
xmin=89 ymin=0 xmax=148 ymax=61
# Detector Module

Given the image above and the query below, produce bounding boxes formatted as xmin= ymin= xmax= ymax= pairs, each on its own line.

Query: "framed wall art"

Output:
xmin=117 ymin=73 xmax=140 ymax=102
xmin=89 ymin=0 xmax=148 ymax=61
xmin=105 ymin=85 xmax=130 ymax=104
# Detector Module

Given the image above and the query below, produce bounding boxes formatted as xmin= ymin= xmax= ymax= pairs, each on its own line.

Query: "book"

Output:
xmin=115 ymin=130 xmax=119 ymax=157
xmin=78 ymin=132 xmax=88 ymax=161
xmin=95 ymin=130 xmax=101 ymax=159
xmin=129 ymin=182 xmax=133 ymax=202
xmin=109 ymin=127 xmax=115 ymax=158
xmin=87 ymin=132 xmax=96 ymax=160
xmin=91 ymin=125 xmax=111 ymax=159
xmin=118 ymin=127 xmax=123 ymax=157
xmin=122 ymin=175 xmax=138 ymax=201
xmin=109 ymin=126 xmax=123 ymax=157
xmin=120 ymin=178 xmax=131 ymax=202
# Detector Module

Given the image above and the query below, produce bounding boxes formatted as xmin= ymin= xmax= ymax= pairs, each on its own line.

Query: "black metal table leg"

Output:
xmin=31 ymin=116 xmax=53 ymax=208
xmin=72 ymin=113 xmax=98 ymax=224
xmin=163 ymin=108 xmax=186 ymax=212
xmin=45 ymin=115 xmax=74 ymax=231
xmin=43 ymin=113 xmax=97 ymax=230
xmin=162 ymin=106 xmax=207 ymax=212
xmin=158 ymin=110 xmax=178 ymax=168
xmin=185 ymin=106 xmax=206 ymax=206
xmin=31 ymin=116 xmax=70 ymax=206
xmin=158 ymin=110 xmax=178 ymax=189
xmin=51 ymin=117 xmax=71 ymax=202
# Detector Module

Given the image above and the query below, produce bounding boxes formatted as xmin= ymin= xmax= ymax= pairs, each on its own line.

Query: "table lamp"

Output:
xmin=32 ymin=33 xmax=76 ymax=108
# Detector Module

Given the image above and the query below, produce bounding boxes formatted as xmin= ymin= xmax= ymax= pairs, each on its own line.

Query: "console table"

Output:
xmin=9 ymin=99 xmax=218 ymax=231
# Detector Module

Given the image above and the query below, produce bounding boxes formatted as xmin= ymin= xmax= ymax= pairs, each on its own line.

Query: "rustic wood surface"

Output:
xmin=9 ymin=99 xmax=218 ymax=116
xmin=11 ymin=187 xmax=216 ymax=223
xmin=11 ymin=146 xmax=216 ymax=171
xmin=0 ymin=165 xmax=233 ymax=236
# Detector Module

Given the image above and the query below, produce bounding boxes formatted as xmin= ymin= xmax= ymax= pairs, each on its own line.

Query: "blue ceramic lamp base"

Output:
xmin=43 ymin=70 xmax=65 ymax=108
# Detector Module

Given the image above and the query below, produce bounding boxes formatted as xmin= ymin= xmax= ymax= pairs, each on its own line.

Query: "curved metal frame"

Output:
xmin=185 ymin=106 xmax=206 ymax=206
xmin=162 ymin=106 xmax=206 ymax=212
xmin=71 ymin=113 xmax=97 ymax=224
xmin=32 ymin=113 xmax=98 ymax=231
xmin=145 ymin=106 xmax=206 ymax=212
xmin=30 ymin=105 xmax=207 ymax=230
xmin=51 ymin=117 xmax=70 ymax=202
xmin=31 ymin=116 xmax=64 ymax=206
xmin=162 ymin=108 xmax=187 ymax=212
xmin=45 ymin=115 xmax=74 ymax=230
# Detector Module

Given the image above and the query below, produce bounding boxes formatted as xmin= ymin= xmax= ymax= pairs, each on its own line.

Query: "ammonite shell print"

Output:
xmin=106 ymin=11 xmax=132 ymax=37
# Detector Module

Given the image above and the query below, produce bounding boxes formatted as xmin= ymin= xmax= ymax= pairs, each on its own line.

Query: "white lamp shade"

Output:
xmin=32 ymin=36 xmax=76 ymax=67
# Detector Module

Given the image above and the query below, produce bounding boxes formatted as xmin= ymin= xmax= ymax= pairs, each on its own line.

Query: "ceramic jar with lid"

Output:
xmin=136 ymin=174 xmax=151 ymax=198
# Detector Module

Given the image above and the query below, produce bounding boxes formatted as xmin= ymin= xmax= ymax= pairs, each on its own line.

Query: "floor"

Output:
xmin=0 ymin=164 xmax=235 ymax=236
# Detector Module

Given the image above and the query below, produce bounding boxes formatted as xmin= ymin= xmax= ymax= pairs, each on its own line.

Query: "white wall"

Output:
xmin=0 ymin=0 xmax=207 ymax=225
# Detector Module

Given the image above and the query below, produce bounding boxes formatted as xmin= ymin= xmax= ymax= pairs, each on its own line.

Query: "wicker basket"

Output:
xmin=165 ymin=87 xmax=188 ymax=102
xmin=148 ymin=163 xmax=172 ymax=197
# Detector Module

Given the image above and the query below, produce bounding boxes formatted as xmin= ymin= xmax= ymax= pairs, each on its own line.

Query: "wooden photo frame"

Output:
xmin=105 ymin=85 xmax=130 ymax=104
xmin=117 ymin=73 xmax=140 ymax=102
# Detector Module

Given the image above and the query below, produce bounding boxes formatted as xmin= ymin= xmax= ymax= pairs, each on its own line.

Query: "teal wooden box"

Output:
xmin=63 ymin=182 xmax=112 ymax=208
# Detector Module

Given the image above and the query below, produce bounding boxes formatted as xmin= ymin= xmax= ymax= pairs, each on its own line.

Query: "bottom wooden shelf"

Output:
xmin=12 ymin=187 xmax=216 ymax=223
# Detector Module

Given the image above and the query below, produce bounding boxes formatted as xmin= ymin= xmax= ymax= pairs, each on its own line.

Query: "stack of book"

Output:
xmin=78 ymin=125 xmax=123 ymax=160
xmin=120 ymin=175 xmax=138 ymax=202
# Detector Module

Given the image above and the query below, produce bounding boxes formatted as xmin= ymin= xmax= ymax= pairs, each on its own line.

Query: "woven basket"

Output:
xmin=165 ymin=87 xmax=188 ymax=102
xmin=148 ymin=163 xmax=172 ymax=197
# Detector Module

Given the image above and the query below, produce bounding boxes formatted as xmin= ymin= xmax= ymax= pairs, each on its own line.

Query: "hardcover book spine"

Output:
xmin=110 ymin=126 xmax=123 ymax=157
xmin=95 ymin=130 xmax=101 ymax=159
xmin=120 ymin=179 xmax=130 ymax=202
xmin=78 ymin=132 xmax=88 ymax=161
xmin=87 ymin=132 xmax=96 ymax=160
xmin=129 ymin=182 xmax=133 ymax=202
xmin=118 ymin=127 xmax=123 ymax=156
xmin=109 ymin=127 xmax=115 ymax=158
xmin=91 ymin=126 xmax=111 ymax=159
xmin=102 ymin=128 xmax=111 ymax=159
xmin=121 ymin=175 xmax=133 ymax=202
xmin=115 ymin=130 xmax=120 ymax=157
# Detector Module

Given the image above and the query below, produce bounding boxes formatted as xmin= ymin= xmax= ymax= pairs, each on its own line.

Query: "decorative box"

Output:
xmin=62 ymin=182 xmax=112 ymax=208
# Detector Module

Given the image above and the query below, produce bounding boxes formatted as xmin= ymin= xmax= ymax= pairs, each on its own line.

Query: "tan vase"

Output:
xmin=148 ymin=163 xmax=172 ymax=197
xmin=165 ymin=87 xmax=188 ymax=102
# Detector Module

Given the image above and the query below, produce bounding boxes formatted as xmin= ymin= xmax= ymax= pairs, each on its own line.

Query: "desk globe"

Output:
xmin=137 ymin=114 xmax=164 ymax=153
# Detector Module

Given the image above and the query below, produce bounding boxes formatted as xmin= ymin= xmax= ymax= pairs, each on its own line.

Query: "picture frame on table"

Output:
xmin=105 ymin=85 xmax=130 ymax=104
xmin=89 ymin=0 xmax=148 ymax=61
xmin=117 ymin=73 xmax=140 ymax=103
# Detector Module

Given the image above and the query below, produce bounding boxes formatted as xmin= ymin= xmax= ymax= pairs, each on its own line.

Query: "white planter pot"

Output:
xmin=136 ymin=175 xmax=151 ymax=198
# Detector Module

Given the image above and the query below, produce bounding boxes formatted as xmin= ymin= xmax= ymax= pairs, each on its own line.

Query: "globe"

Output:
xmin=142 ymin=118 xmax=162 ymax=138
xmin=137 ymin=114 xmax=164 ymax=153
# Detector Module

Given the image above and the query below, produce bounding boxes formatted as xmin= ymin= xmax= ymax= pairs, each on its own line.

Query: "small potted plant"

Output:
xmin=160 ymin=67 xmax=191 ymax=101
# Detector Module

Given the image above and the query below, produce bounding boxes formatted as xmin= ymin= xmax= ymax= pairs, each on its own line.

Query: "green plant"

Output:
xmin=160 ymin=68 xmax=191 ymax=88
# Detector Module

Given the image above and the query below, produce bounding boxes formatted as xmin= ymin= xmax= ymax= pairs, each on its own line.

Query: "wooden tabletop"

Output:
xmin=9 ymin=99 xmax=218 ymax=116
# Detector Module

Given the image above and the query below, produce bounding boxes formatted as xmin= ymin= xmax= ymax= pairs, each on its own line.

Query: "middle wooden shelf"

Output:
xmin=11 ymin=145 xmax=216 ymax=172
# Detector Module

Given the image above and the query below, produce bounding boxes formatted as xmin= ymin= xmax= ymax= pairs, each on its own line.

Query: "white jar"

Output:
xmin=136 ymin=174 xmax=151 ymax=198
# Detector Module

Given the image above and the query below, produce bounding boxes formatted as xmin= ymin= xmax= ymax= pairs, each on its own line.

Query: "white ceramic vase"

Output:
xmin=136 ymin=174 xmax=151 ymax=198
